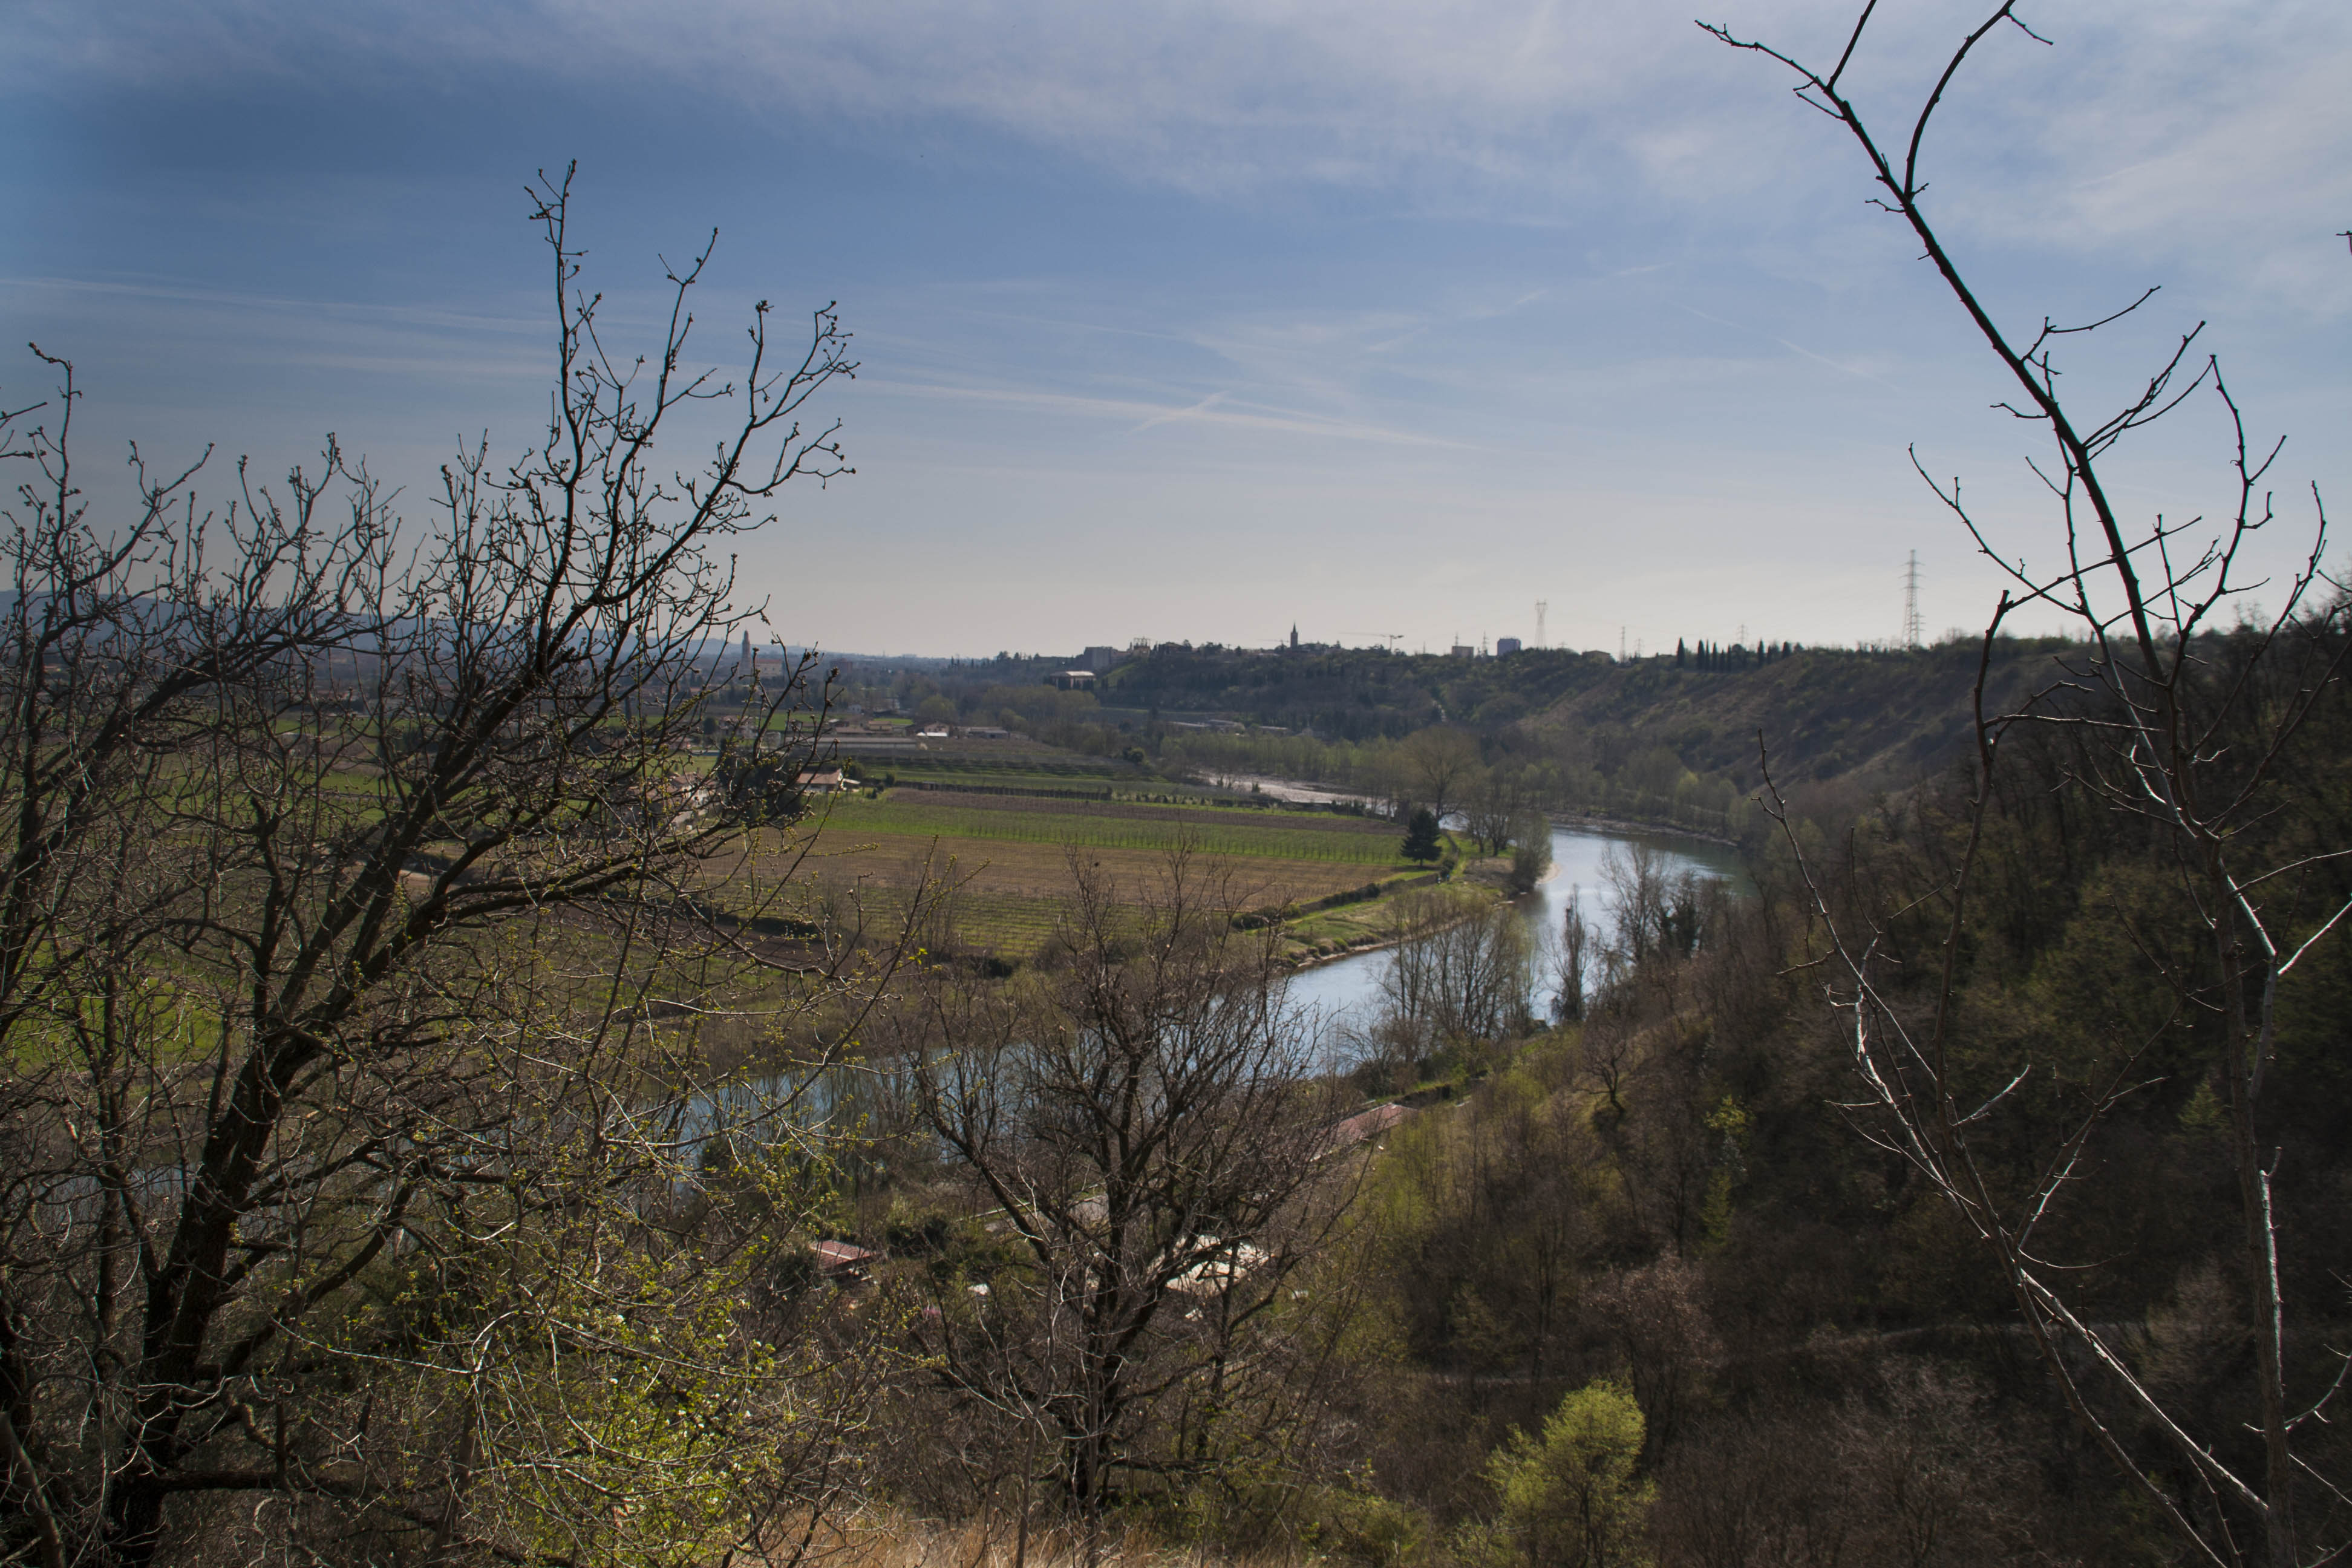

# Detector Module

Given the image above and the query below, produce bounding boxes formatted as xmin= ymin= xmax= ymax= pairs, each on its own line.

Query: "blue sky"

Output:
xmin=7 ymin=0 xmax=2348 ymax=657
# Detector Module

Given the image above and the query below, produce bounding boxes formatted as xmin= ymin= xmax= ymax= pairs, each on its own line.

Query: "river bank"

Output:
xmin=1547 ymin=808 xmax=1743 ymax=850
xmin=1285 ymin=819 xmax=1749 ymax=1036
xmin=1281 ymin=872 xmax=1508 ymax=970
xmin=1192 ymin=769 xmax=1747 ymax=852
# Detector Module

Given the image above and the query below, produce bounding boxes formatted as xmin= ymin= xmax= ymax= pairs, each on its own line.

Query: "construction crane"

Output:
xmin=1347 ymin=633 xmax=1405 ymax=651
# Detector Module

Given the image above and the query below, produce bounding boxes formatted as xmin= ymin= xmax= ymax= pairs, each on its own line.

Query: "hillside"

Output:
xmin=1079 ymin=639 xmax=2070 ymax=836
xmin=1513 ymin=639 xmax=2053 ymax=795
xmin=902 ymin=638 xmax=2062 ymax=763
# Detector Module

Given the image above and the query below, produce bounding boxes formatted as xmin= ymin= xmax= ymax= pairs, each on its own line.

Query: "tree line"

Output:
xmin=8 ymin=5 xmax=2350 ymax=1558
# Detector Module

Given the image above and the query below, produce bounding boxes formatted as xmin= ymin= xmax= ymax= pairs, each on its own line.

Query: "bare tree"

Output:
xmin=1396 ymin=725 xmax=1483 ymax=829
xmin=1710 ymin=10 xmax=2350 ymax=1563
xmin=1653 ymin=1364 xmax=2047 ymax=1568
xmin=1549 ymin=886 xmax=1594 ymax=1023
xmin=1466 ymin=765 xmax=1535 ymax=858
xmin=0 ymin=166 xmax=906 ymax=1567
xmin=1588 ymin=1256 xmax=1718 ymax=1462
xmin=1598 ymin=842 xmax=1669 ymax=969
xmin=900 ymin=851 xmax=1351 ymax=1532
xmin=1376 ymin=894 xmax=1534 ymax=1063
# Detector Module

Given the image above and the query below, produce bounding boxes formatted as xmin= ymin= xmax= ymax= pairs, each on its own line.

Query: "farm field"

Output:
xmin=872 ymin=771 xmax=1240 ymax=803
xmin=776 ymin=787 xmax=1417 ymax=959
xmin=858 ymin=771 xmax=1120 ymax=795
xmin=829 ymin=790 xmax=1403 ymax=862
xmin=836 ymin=748 xmax=1099 ymax=768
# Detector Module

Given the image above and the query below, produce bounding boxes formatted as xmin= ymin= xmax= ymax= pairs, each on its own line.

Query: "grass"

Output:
xmin=857 ymin=771 xmax=1235 ymax=800
xmin=771 ymin=1515 xmax=1295 ymax=1568
xmin=1279 ymin=861 xmax=1498 ymax=962
xmin=823 ymin=791 xmax=1404 ymax=866
xmin=865 ymin=771 xmax=1120 ymax=794
xmin=771 ymin=789 xmax=1420 ymax=960
xmin=858 ymin=754 xmax=1129 ymax=774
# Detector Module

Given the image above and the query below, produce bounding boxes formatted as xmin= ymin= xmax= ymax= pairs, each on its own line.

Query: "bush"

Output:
xmin=1507 ymin=809 xmax=1553 ymax=895
xmin=1466 ymin=1379 xmax=1653 ymax=1568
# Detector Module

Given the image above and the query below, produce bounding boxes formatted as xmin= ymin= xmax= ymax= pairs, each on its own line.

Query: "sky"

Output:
xmin=5 ymin=0 xmax=2348 ymax=658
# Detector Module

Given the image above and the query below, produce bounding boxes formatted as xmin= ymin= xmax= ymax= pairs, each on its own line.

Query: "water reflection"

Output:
xmin=701 ymin=823 xmax=1746 ymax=1146
xmin=1281 ymin=822 xmax=1747 ymax=1050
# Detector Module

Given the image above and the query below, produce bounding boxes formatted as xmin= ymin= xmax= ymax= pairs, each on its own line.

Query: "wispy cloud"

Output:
xmin=17 ymin=1 xmax=2348 ymax=264
xmin=0 ymin=274 xmax=541 ymax=338
xmin=862 ymin=376 xmax=1466 ymax=449
xmin=1771 ymin=336 xmax=1896 ymax=387
xmin=1130 ymin=390 xmax=1228 ymax=434
xmin=8 ymin=0 xmax=2346 ymax=655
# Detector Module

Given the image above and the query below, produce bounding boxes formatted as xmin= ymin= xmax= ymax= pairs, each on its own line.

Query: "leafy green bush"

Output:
xmin=1463 ymin=1379 xmax=1653 ymax=1567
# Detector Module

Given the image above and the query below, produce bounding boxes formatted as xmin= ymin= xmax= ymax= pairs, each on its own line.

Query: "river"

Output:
xmin=695 ymin=820 xmax=1748 ymax=1138
xmin=1282 ymin=820 xmax=1749 ymax=1054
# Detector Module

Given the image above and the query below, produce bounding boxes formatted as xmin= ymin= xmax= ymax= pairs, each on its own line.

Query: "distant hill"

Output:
xmin=1099 ymin=639 xmax=2060 ymax=784
xmin=1513 ymin=640 xmax=2054 ymax=795
xmin=893 ymin=636 xmax=2080 ymax=838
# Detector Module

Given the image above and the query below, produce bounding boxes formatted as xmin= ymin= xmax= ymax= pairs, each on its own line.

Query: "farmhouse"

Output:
xmin=1324 ymin=1102 xmax=1415 ymax=1156
xmin=808 ymin=1239 xmax=878 ymax=1285
xmin=1166 ymin=1240 xmax=1269 ymax=1298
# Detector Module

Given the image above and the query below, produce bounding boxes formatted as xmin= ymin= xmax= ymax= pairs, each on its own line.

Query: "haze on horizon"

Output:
xmin=5 ymin=0 xmax=2348 ymax=659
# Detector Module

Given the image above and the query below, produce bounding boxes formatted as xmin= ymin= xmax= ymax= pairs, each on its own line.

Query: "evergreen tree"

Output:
xmin=1402 ymin=807 xmax=1444 ymax=864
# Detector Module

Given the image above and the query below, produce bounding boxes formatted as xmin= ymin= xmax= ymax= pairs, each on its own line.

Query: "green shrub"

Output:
xmin=1463 ymin=1379 xmax=1653 ymax=1567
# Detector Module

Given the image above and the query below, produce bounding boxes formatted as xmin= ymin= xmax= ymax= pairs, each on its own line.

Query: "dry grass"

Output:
xmin=684 ymin=788 xmax=1416 ymax=962
xmin=756 ymin=1515 xmax=1293 ymax=1568
xmin=781 ymin=818 xmax=1403 ymax=961
xmin=825 ymin=791 xmax=1405 ymax=866
xmin=810 ymin=835 xmax=1382 ymax=905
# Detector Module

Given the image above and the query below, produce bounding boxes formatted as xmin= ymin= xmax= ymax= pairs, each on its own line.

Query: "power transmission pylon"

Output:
xmin=1535 ymin=600 xmax=1548 ymax=649
xmin=1903 ymin=550 xmax=1924 ymax=649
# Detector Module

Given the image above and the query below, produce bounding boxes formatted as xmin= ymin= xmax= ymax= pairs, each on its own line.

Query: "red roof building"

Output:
xmin=1325 ymin=1102 xmax=1414 ymax=1154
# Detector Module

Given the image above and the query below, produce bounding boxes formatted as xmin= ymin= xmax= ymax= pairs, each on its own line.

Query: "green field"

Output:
xmin=837 ymin=753 xmax=1137 ymax=778
xmin=874 ymin=773 xmax=1240 ymax=804
xmin=823 ymin=791 xmax=1402 ymax=866
xmin=770 ymin=787 xmax=1419 ymax=961
xmin=863 ymin=771 xmax=1117 ymax=794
